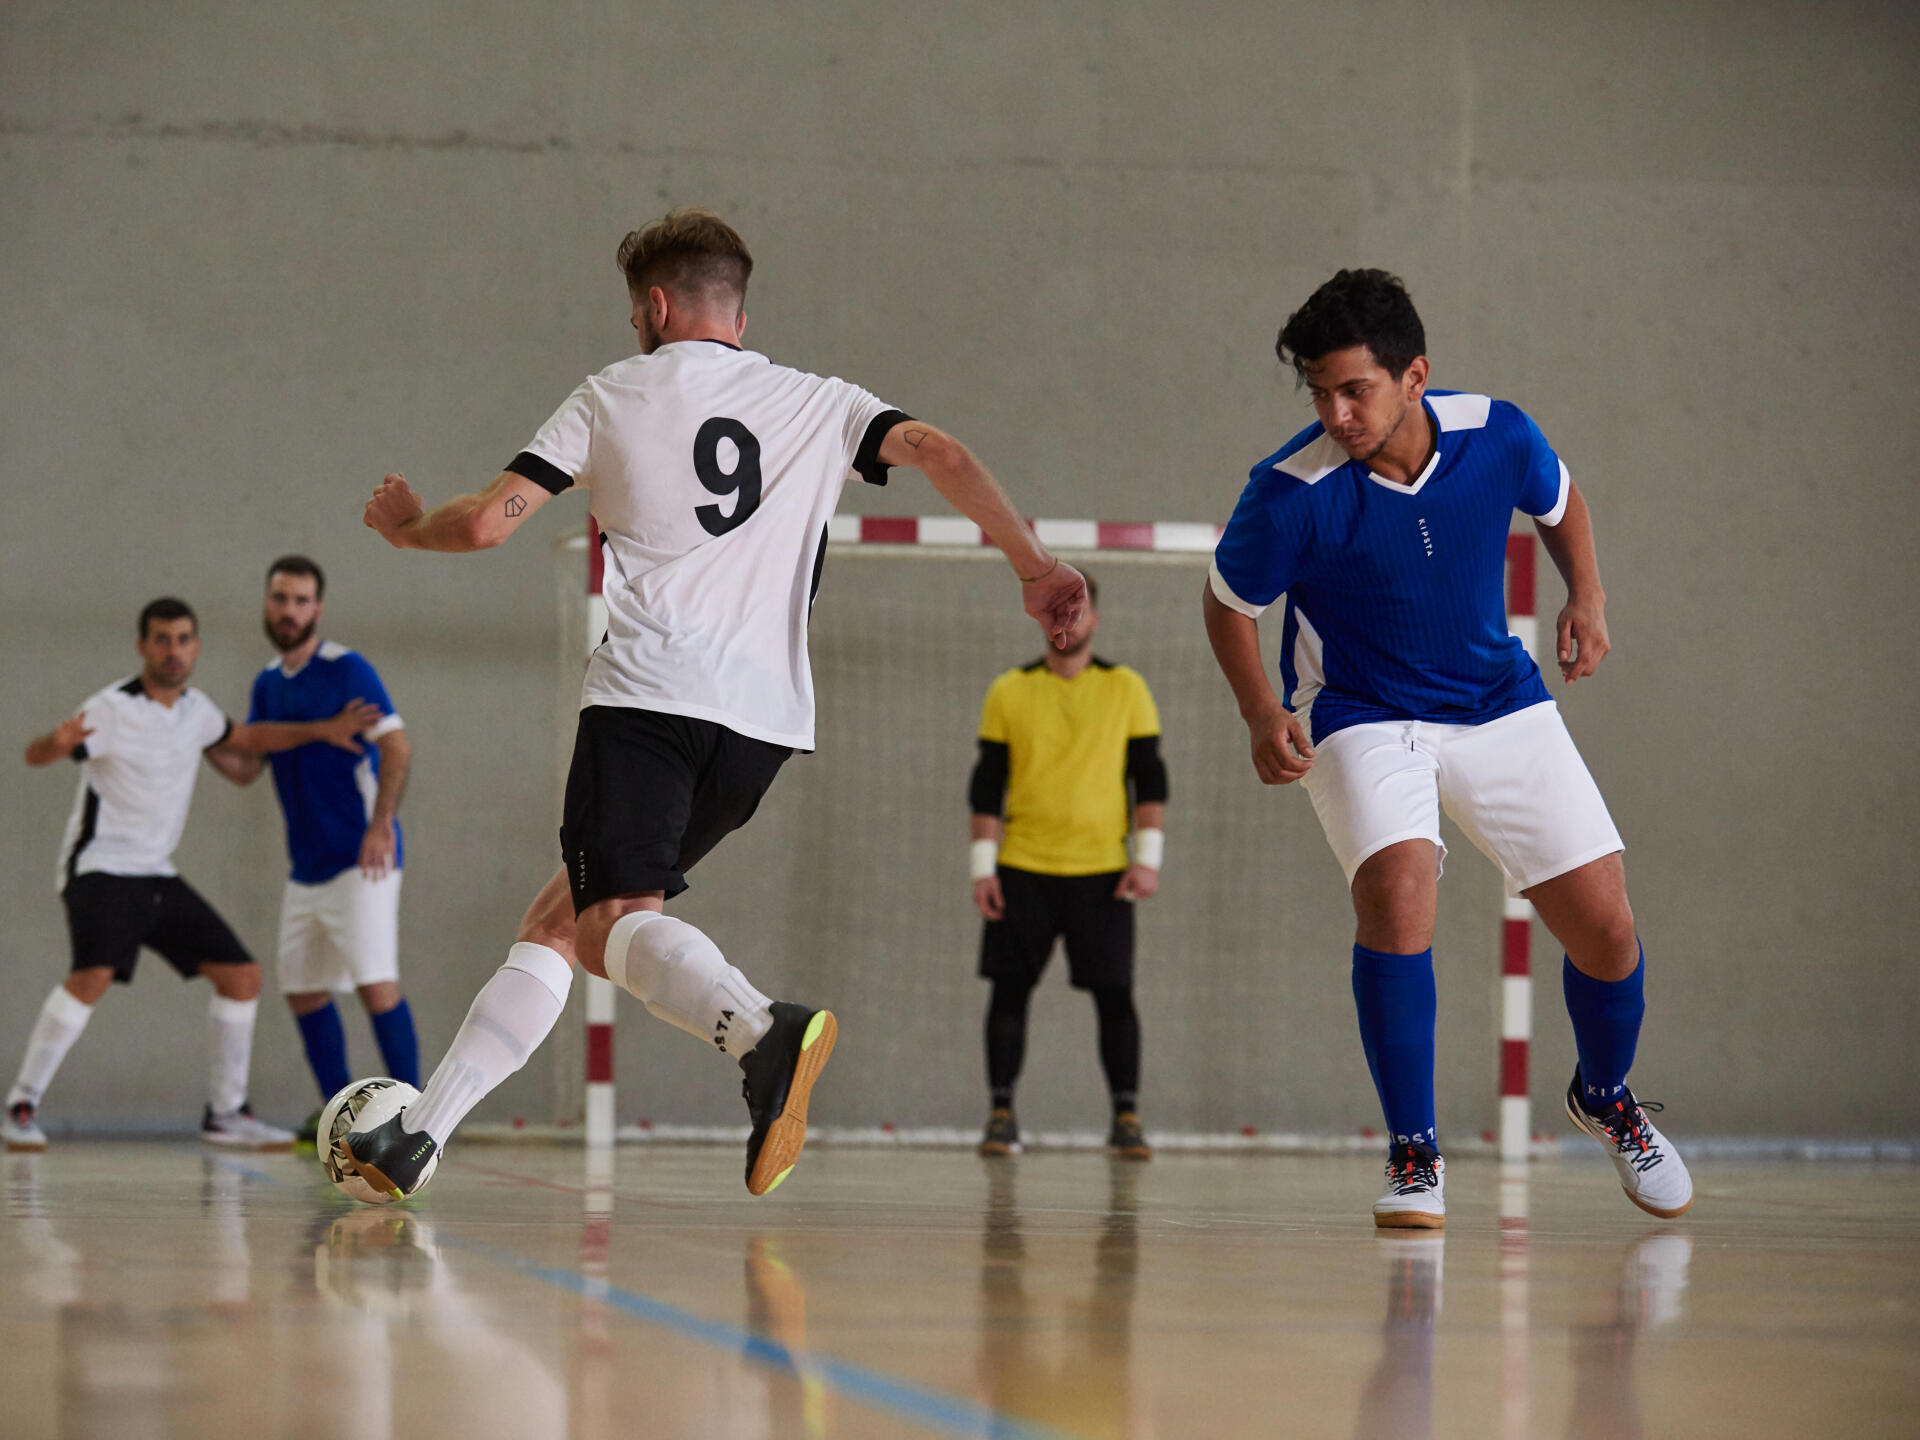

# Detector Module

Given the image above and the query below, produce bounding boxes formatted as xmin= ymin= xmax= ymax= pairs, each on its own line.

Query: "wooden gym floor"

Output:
xmin=2 ymin=1141 xmax=1915 ymax=1438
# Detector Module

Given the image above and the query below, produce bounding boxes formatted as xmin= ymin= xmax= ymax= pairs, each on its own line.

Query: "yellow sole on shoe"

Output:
xmin=4 ymin=1140 xmax=48 ymax=1153
xmin=1373 ymin=1210 xmax=1445 ymax=1230
xmin=747 ymin=1011 xmax=837 ymax=1197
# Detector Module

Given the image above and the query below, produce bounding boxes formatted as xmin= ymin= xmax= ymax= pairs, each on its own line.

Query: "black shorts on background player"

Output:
xmin=62 ymin=873 xmax=254 ymax=983
xmin=561 ymin=705 xmax=791 ymax=911
xmin=979 ymin=865 xmax=1135 ymax=990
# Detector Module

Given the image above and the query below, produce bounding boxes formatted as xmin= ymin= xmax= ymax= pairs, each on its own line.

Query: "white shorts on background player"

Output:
xmin=1299 ymin=699 xmax=1623 ymax=897
xmin=276 ymin=869 xmax=402 ymax=993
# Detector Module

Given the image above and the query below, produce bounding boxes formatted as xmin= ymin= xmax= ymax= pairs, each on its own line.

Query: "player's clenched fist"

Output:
xmin=1022 ymin=560 xmax=1089 ymax=648
xmin=1247 ymin=703 xmax=1315 ymax=785
xmin=364 ymin=474 xmax=425 ymax=546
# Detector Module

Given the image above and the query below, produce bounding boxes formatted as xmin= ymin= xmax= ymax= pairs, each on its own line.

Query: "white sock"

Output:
xmin=404 ymin=943 xmax=572 ymax=1146
xmin=602 ymin=911 xmax=772 ymax=1058
xmin=8 ymin=985 xmax=95 ymax=1109
xmin=207 ymin=995 xmax=258 ymax=1115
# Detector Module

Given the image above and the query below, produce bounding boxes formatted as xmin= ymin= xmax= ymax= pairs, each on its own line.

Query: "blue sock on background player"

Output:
xmin=1351 ymin=945 xmax=1438 ymax=1147
xmin=369 ymin=999 xmax=420 ymax=1087
xmin=1562 ymin=942 xmax=1645 ymax=1109
xmin=296 ymin=1002 xmax=351 ymax=1099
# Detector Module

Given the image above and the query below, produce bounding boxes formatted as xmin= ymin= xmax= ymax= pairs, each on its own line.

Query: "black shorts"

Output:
xmin=62 ymin=873 xmax=254 ymax=984
xmin=560 ymin=706 xmax=792 ymax=911
xmin=979 ymin=865 xmax=1135 ymax=991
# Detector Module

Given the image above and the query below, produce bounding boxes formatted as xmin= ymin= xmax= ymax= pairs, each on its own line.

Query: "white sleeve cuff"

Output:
xmin=363 ymin=714 xmax=405 ymax=742
xmin=1535 ymin=460 xmax=1571 ymax=528
xmin=1208 ymin=559 xmax=1269 ymax=619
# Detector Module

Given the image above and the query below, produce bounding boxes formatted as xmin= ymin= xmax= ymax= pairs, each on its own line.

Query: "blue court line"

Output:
xmin=210 ymin=1157 xmax=1077 ymax=1440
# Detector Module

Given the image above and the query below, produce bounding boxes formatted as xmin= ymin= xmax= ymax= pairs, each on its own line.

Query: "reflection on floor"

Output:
xmin=2 ymin=1142 xmax=1915 ymax=1439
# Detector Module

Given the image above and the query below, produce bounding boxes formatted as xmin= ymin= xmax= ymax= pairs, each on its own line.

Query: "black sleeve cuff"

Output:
xmin=1125 ymin=735 xmax=1169 ymax=804
xmin=207 ymin=719 xmax=234 ymax=752
xmin=70 ymin=744 xmax=88 ymax=762
xmin=507 ymin=451 xmax=574 ymax=495
xmin=969 ymin=739 xmax=1010 ymax=815
xmin=852 ymin=410 xmax=913 ymax=488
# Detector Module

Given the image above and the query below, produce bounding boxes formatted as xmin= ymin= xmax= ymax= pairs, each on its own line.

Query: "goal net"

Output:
xmin=551 ymin=522 xmax=1541 ymax=1153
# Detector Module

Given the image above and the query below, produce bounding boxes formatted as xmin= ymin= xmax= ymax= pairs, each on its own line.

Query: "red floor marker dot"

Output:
xmin=637 ymin=1118 xmax=652 ymax=1130
xmin=1241 ymin=1126 xmax=1257 ymax=1137
xmin=1361 ymin=1126 xmax=1377 ymax=1139
xmin=1482 ymin=1130 xmax=1495 ymax=1143
xmin=512 ymin=1117 xmax=526 ymax=1129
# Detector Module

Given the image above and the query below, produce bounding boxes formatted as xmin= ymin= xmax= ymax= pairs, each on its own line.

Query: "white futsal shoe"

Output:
xmin=1564 ymin=1071 xmax=1693 ymax=1219
xmin=201 ymin=1103 xmax=296 ymax=1151
xmin=5 ymin=1101 xmax=48 ymax=1152
xmin=1372 ymin=1142 xmax=1446 ymax=1229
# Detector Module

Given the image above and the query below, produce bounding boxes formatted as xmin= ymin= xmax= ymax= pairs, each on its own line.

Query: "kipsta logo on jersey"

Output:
xmin=713 ymin=1008 xmax=734 ymax=1050
xmin=1417 ymin=517 xmax=1435 ymax=558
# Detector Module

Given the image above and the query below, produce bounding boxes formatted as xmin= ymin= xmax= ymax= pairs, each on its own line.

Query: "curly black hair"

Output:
xmin=1276 ymin=269 xmax=1426 ymax=379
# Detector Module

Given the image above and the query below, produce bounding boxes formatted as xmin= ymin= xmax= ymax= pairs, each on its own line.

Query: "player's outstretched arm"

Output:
xmin=222 ymin=701 xmax=384 ymax=756
xmin=877 ymin=421 xmax=1086 ymax=646
xmin=364 ymin=471 xmax=560 ymax=553
xmin=24 ymin=714 xmax=92 ymax=767
xmin=1202 ymin=585 xmax=1314 ymax=785
xmin=1535 ymin=481 xmax=1610 ymax=684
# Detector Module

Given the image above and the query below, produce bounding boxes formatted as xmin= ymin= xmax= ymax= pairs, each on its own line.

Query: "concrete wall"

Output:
xmin=2 ymin=1 xmax=1914 ymax=1138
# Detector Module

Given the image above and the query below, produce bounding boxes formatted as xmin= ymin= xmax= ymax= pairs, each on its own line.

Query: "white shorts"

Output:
xmin=1299 ymin=701 xmax=1623 ymax=897
xmin=276 ymin=869 xmax=402 ymax=993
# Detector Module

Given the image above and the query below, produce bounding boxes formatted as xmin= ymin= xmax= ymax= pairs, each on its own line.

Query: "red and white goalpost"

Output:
xmin=557 ymin=519 xmax=1542 ymax=1155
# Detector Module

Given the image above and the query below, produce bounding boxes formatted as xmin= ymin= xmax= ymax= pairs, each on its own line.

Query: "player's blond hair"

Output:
xmin=616 ymin=207 xmax=753 ymax=309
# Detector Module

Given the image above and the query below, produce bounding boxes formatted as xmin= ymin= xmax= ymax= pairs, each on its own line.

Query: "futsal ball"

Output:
xmin=317 ymin=1077 xmax=435 ymax=1205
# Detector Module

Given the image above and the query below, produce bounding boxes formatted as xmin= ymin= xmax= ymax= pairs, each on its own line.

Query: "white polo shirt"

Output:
xmin=511 ymin=340 xmax=904 ymax=751
xmin=57 ymin=678 xmax=231 ymax=890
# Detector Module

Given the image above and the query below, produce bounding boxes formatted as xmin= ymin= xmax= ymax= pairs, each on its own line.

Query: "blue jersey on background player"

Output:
xmin=250 ymin=641 xmax=404 ymax=881
xmin=1203 ymin=269 xmax=1692 ymax=1229
xmin=241 ymin=557 xmax=419 ymax=1136
xmin=1213 ymin=391 xmax=1569 ymax=742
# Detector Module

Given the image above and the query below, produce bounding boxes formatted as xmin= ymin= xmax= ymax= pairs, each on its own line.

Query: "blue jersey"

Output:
xmin=248 ymin=641 xmax=404 ymax=884
xmin=1210 ymin=391 xmax=1570 ymax=742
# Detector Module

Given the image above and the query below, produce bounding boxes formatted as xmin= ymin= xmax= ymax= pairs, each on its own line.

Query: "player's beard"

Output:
xmin=264 ymin=615 xmax=315 ymax=654
xmin=1351 ymin=397 xmax=1410 ymax=465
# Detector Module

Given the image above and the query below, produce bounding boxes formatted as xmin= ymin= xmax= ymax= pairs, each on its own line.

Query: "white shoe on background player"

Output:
xmin=1372 ymin=1142 xmax=1445 ymax=1229
xmin=4 ymin=1101 xmax=48 ymax=1152
xmin=1564 ymin=1071 xmax=1693 ymax=1219
xmin=201 ymin=1104 xmax=295 ymax=1151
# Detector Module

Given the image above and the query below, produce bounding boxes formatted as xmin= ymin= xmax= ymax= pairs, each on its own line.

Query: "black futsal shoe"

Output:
xmin=978 ymin=1107 xmax=1022 ymax=1156
xmin=739 ymin=1003 xmax=838 ymax=1196
xmin=340 ymin=1112 xmax=439 ymax=1202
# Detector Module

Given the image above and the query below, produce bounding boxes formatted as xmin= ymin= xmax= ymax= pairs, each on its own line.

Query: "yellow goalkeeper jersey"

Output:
xmin=978 ymin=658 xmax=1161 ymax=876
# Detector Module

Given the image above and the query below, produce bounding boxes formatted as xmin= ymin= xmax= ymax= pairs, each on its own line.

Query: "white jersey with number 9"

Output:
xmin=520 ymin=340 xmax=902 ymax=751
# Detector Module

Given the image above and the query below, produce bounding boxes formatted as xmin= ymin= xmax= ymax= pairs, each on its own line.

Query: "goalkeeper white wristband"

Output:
xmin=1132 ymin=827 xmax=1164 ymax=870
xmin=970 ymin=838 xmax=1000 ymax=881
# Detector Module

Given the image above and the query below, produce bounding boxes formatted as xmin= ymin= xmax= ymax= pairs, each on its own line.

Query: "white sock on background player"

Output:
xmin=603 ymin=911 xmax=773 ymax=1058
xmin=7 ymin=985 xmax=95 ymax=1109
xmin=206 ymin=995 xmax=258 ymax=1115
xmin=403 ymin=942 xmax=573 ymax=1145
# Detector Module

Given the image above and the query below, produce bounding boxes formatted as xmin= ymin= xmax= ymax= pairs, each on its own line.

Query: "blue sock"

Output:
xmin=1351 ymin=945 xmax=1438 ymax=1148
xmin=1562 ymin=944 xmax=1645 ymax=1110
xmin=296 ymin=1002 xmax=352 ymax=1101
xmin=369 ymin=998 xmax=420 ymax=1087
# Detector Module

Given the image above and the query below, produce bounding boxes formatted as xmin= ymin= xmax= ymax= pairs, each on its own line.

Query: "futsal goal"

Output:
xmin=546 ymin=519 xmax=1546 ymax=1159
